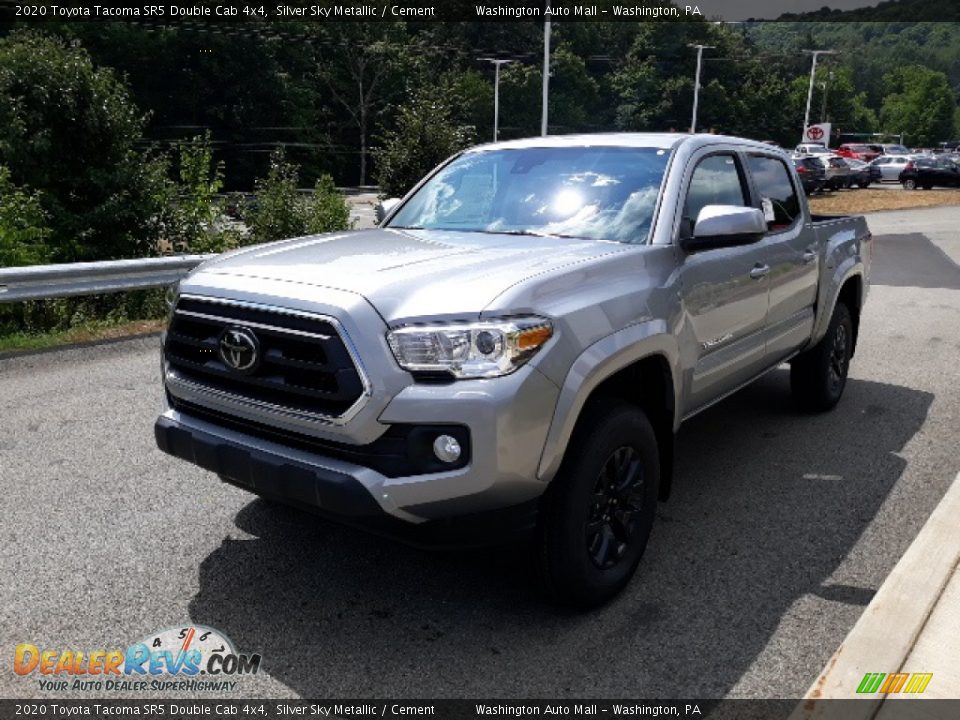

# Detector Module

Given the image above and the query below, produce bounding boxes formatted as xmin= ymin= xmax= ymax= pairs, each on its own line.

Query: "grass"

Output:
xmin=808 ymin=186 xmax=960 ymax=215
xmin=0 ymin=318 xmax=164 ymax=355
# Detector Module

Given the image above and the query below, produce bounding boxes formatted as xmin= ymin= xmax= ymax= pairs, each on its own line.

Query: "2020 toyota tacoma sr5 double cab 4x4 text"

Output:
xmin=156 ymin=133 xmax=872 ymax=606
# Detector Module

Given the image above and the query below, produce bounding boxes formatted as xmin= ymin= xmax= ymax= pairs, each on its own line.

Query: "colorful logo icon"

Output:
xmin=857 ymin=672 xmax=933 ymax=694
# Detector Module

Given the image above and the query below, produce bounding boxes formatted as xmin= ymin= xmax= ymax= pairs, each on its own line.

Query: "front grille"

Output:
xmin=164 ymin=296 xmax=365 ymax=419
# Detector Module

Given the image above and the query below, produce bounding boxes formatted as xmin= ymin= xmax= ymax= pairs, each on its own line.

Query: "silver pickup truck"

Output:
xmin=156 ymin=133 xmax=872 ymax=606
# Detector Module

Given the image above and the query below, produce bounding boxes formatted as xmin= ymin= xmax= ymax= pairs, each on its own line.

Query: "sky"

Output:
xmin=702 ymin=0 xmax=881 ymax=20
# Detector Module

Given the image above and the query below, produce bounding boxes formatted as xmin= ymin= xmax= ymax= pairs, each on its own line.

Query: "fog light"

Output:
xmin=433 ymin=434 xmax=462 ymax=463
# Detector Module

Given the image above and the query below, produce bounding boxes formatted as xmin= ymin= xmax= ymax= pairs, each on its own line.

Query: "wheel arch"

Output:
xmin=537 ymin=324 xmax=680 ymax=501
xmin=836 ymin=274 xmax=863 ymax=357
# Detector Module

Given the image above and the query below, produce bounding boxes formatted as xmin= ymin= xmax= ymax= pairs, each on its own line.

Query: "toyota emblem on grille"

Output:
xmin=218 ymin=326 xmax=260 ymax=374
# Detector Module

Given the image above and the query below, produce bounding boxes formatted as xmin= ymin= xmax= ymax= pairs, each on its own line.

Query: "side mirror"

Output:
xmin=680 ymin=205 xmax=767 ymax=252
xmin=375 ymin=198 xmax=401 ymax=224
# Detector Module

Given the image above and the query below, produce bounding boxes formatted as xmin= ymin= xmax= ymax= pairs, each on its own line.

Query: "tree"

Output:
xmin=880 ymin=65 xmax=956 ymax=146
xmin=784 ymin=65 xmax=878 ymax=142
xmin=311 ymin=24 xmax=411 ymax=186
xmin=0 ymin=30 xmax=167 ymax=261
xmin=0 ymin=166 xmax=51 ymax=267
xmin=164 ymin=132 xmax=229 ymax=254
xmin=500 ymin=45 xmax=601 ymax=136
xmin=246 ymin=148 xmax=352 ymax=244
xmin=374 ymin=86 xmax=475 ymax=198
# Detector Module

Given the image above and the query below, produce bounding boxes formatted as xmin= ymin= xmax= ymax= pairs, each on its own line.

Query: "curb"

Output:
xmin=794 ymin=471 xmax=960 ymax=719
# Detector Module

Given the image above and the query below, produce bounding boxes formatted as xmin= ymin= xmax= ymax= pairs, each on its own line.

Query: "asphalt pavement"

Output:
xmin=1 ymin=207 xmax=959 ymax=700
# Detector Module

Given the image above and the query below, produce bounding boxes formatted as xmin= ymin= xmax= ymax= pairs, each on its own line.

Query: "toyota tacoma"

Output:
xmin=156 ymin=133 xmax=872 ymax=606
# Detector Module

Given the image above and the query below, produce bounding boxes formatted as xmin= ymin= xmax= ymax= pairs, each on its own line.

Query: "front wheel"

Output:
xmin=903 ymin=179 xmax=917 ymax=190
xmin=537 ymin=402 xmax=660 ymax=608
xmin=790 ymin=302 xmax=853 ymax=412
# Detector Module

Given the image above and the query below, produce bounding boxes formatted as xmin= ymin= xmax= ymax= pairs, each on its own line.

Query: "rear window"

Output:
xmin=747 ymin=155 xmax=801 ymax=232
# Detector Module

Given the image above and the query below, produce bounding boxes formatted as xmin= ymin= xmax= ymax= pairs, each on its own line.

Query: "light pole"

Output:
xmin=820 ymin=70 xmax=834 ymax=123
xmin=688 ymin=44 xmax=715 ymax=134
xmin=481 ymin=58 xmax=513 ymax=142
xmin=541 ymin=2 xmax=552 ymax=136
xmin=802 ymin=50 xmax=836 ymax=142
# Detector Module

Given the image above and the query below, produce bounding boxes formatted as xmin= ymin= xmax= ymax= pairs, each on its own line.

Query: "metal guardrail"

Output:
xmin=0 ymin=255 xmax=213 ymax=303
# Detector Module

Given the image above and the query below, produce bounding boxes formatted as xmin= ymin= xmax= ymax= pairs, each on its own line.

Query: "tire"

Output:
xmin=859 ymin=182 xmax=870 ymax=189
xmin=903 ymin=179 xmax=917 ymax=190
xmin=922 ymin=184 xmax=933 ymax=190
xmin=790 ymin=302 xmax=854 ymax=412
xmin=537 ymin=402 xmax=660 ymax=608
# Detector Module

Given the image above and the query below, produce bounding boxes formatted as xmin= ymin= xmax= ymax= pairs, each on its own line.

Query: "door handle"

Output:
xmin=803 ymin=249 xmax=818 ymax=264
xmin=749 ymin=264 xmax=770 ymax=280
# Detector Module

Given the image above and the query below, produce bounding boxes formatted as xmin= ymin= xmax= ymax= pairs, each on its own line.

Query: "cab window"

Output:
xmin=682 ymin=154 xmax=748 ymax=238
xmin=746 ymin=155 xmax=801 ymax=232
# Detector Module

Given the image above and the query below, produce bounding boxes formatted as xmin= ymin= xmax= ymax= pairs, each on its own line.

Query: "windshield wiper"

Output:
xmin=391 ymin=226 xmax=589 ymax=240
xmin=494 ymin=229 xmax=589 ymax=240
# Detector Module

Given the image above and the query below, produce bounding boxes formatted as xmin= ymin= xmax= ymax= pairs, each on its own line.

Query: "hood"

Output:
xmin=197 ymin=227 xmax=632 ymax=322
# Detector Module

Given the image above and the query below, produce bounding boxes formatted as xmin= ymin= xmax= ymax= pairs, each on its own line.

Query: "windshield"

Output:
xmin=386 ymin=146 xmax=672 ymax=244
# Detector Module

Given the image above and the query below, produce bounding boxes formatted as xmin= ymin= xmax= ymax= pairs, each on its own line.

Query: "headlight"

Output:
xmin=387 ymin=317 xmax=553 ymax=379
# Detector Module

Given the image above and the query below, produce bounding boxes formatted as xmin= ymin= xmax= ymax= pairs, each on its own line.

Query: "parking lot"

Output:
xmin=1 ymin=206 xmax=958 ymax=700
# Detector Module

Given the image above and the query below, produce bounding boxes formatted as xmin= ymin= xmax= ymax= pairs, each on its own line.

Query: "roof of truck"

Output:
xmin=469 ymin=132 xmax=778 ymax=154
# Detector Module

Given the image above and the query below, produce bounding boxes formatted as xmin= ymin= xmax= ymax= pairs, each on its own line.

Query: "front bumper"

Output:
xmin=155 ymin=410 xmax=541 ymax=547
xmin=157 ymin=361 xmax=561 ymax=545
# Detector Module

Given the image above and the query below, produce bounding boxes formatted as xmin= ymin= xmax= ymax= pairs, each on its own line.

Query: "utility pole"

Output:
xmin=541 ymin=1 xmax=551 ymax=136
xmin=688 ymin=44 xmax=715 ymax=134
xmin=481 ymin=58 xmax=513 ymax=142
xmin=802 ymin=50 xmax=836 ymax=142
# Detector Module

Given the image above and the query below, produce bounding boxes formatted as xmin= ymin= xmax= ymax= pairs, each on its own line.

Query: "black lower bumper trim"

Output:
xmin=155 ymin=415 xmax=383 ymax=517
xmin=154 ymin=415 xmax=539 ymax=548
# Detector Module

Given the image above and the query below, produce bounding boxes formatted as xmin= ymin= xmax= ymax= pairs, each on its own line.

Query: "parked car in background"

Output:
xmin=793 ymin=156 xmax=826 ymax=194
xmin=836 ymin=144 xmax=881 ymax=162
xmin=870 ymin=155 xmax=915 ymax=182
xmin=845 ymin=159 xmax=881 ymax=188
xmin=795 ymin=143 xmax=833 ymax=157
xmin=814 ymin=155 xmax=853 ymax=190
xmin=899 ymin=156 xmax=960 ymax=189
xmin=879 ymin=144 xmax=910 ymax=156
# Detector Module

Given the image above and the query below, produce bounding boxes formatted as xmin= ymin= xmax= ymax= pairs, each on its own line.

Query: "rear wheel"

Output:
xmin=903 ymin=179 xmax=917 ymax=190
xmin=537 ymin=402 xmax=660 ymax=608
xmin=791 ymin=302 xmax=853 ymax=412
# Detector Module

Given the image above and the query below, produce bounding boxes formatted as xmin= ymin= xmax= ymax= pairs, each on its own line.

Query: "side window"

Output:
xmin=683 ymin=154 xmax=748 ymax=237
xmin=747 ymin=155 xmax=801 ymax=232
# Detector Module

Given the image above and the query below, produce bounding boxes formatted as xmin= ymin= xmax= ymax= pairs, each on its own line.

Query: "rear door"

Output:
xmin=677 ymin=151 xmax=773 ymax=415
xmin=744 ymin=153 xmax=819 ymax=364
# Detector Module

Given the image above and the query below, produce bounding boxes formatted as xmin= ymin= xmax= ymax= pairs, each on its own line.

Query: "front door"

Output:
xmin=678 ymin=152 xmax=772 ymax=416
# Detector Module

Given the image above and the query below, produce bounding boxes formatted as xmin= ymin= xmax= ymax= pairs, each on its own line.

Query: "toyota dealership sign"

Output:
xmin=804 ymin=123 xmax=832 ymax=146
